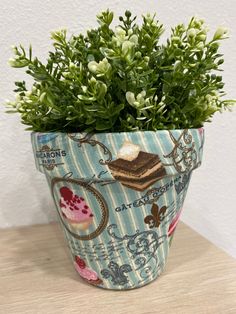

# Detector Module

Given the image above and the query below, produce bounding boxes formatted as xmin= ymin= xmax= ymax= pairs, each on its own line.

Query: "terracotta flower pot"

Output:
xmin=31 ymin=128 xmax=204 ymax=290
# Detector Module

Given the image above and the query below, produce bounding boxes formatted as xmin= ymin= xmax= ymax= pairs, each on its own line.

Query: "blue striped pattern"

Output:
xmin=31 ymin=129 xmax=204 ymax=290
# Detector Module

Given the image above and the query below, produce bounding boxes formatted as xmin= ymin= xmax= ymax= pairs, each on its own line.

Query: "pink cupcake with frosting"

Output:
xmin=74 ymin=256 xmax=103 ymax=286
xmin=59 ymin=187 xmax=94 ymax=231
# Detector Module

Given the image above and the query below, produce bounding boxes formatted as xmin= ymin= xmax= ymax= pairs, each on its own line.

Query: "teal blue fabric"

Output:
xmin=31 ymin=129 xmax=204 ymax=290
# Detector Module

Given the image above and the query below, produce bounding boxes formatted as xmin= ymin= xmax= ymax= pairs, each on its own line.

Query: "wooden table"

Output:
xmin=0 ymin=222 xmax=236 ymax=314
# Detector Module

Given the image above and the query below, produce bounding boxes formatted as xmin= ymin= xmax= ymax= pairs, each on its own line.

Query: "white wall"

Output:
xmin=0 ymin=0 xmax=236 ymax=258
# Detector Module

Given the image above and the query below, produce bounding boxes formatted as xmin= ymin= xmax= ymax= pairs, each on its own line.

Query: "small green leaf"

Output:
xmin=96 ymin=119 xmax=113 ymax=130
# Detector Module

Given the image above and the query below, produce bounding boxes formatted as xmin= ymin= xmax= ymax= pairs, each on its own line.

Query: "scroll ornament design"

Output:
xmin=67 ymin=133 xmax=112 ymax=165
xmin=107 ymin=224 xmax=166 ymax=282
xmin=163 ymin=129 xmax=200 ymax=173
xmin=174 ymin=173 xmax=191 ymax=194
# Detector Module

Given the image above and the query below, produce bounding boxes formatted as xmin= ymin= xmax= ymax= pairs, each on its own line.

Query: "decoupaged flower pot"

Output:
xmin=31 ymin=128 xmax=204 ymax=290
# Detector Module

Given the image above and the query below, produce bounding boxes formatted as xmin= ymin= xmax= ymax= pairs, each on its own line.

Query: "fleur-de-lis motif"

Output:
xmin=144 ymin=203 xmax=167 ymax=229
xmin=101 ymin=261 xmax=132 ymax=285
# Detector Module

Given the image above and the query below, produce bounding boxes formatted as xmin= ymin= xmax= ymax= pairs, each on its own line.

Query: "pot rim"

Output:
xmin=32 ymin=127 xmax=203 ymax=136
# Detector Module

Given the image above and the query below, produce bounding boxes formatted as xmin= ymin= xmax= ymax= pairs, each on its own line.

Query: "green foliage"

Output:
xmin=6 ymin=10 xmax=235 ymax=132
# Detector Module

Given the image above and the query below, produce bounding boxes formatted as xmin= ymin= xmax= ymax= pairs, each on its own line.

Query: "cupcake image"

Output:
xmin=59 ymin=186 xmax=94 ymax=231
xmin=74 ymin=256 xmax=103 ymax=286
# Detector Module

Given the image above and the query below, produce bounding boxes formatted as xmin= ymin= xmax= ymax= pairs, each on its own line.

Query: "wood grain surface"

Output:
xmin=0 ymin=222 xmax=236 ymax=314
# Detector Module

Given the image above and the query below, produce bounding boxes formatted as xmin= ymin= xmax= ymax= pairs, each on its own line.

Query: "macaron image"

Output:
xmin=74 ymin=256 xmax=103 ymax=286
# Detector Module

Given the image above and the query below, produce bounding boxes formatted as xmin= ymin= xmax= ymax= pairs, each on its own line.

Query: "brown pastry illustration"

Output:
xmin=108 ymin=141 xmax=166 ymax=191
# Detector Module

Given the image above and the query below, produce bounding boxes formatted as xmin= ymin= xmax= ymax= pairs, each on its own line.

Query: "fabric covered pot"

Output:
xmin=31 ymin=128 xmax=204 ymax=290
